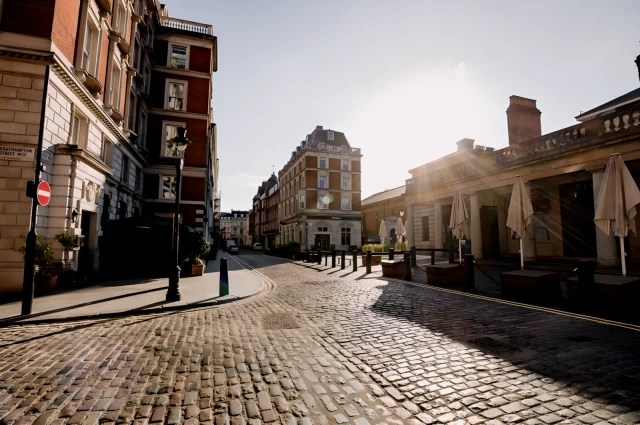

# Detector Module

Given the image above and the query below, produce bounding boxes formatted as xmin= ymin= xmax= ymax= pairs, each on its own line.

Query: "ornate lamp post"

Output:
xmin=166 ymin=127 xmax=191 ymax=302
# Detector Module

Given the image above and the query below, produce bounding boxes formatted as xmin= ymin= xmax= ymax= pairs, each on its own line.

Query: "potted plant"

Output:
xmin=55 ymin=230 xmax=76 ymax=270
xmin=18 ymin=233 xmax=58 ymax=292
xmin=191 ymin=256 xmax=205 ymax=276
xmin=184 ymin=236 xmax=209 ymax=276
xmin=361 ymin=244 xmax=386 ymax=266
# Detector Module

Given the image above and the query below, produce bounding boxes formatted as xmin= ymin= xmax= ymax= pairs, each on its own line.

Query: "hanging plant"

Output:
xmin=55 ymin=231 xmax=76 ymax=251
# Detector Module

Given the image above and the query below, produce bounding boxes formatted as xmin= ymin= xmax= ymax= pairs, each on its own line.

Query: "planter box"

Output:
xmin=421 ymin=264 xmax=465 ymax=285
xmin=567 ymin=274 xmax=640 ymax=307
xmin=361 ymin=255 xmax=382 ymax=266
xmin=500 ymin=270 xmax=559 ymax=300
xmin=191 ymin=264 xmax=204 ymax=276
xmin=381 ymin=259 xmax=406 ymax=278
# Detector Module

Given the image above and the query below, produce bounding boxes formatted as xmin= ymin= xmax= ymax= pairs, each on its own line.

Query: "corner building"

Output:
xmin=279 ymin=126 xmax=362 ymax=251
xmin=0 ymin=1 xmax=218 ymax=295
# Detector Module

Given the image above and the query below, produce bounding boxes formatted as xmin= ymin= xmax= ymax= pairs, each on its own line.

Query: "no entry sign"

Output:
xmin=36 ymin=181 xmax=51 ymax=206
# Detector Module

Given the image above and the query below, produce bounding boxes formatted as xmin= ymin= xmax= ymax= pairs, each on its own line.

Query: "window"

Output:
xmin=83 ymin=25 xmax=94 ymax=70
xmin=128 ymin=92 xmax=137 ymax=130
xmin=135 ymin=167 xmax=142 ymax=192
xmin=301 ymin=176 xmax=305 ymax=188
xmin=166 ymin=81 xmax=185 ymax=111
xmin=101 ymin=194 xmax=111 ymax=226
xmin=119 ymin=200 xmax=127 ymax=219
xmin=300 ymin=195 xmax=305 ymax=209
xmin=318 ymin=194 xmax=328 ymax=209
xmin=342 ymin=177 xmax=350 ymax=190
xmin=110 ymin=65 xmax=122 ymax=107
xmin=116 ymin=2 xmax=127 ymax=35
xmin=100 ymin=137 xmax=109 ymax=162
xmin=319 ymin=175 xmax=327 ymax=189
xmin=328 ymin=130 xmax=334 ymax=141
xmin=134 ymin=38 xmax=141 ymax=71
xmin=71 ymin=115 xmax=82 ymax=145
xmin=342 ymin=159 xmax=349 ymax=171
xmin=170 ymin=45 xmax=187 ymax=69
xmin=163 ymin=123 xmax=185 ymax=156
xmin=341 ymin=197 xmax=350 ymax=210
xmin=341 ymin=227 xmax=351 ymax=245
xmin=319 ymin=157 xmax=327 ymax=169
xmin=138 ymin=111 xmax=148 ymax=147
xmin=162 ymin=176 xmax=177 ymax=199
xmin=121 ymin=157 xmax=130 ymax=184
xmin=144 ymin=66 xmax=151 ymax=92
xmin=422 ymin=216 xmax=430 ymax=241
xmin=317 ymin=226 xmax=328 ymax=232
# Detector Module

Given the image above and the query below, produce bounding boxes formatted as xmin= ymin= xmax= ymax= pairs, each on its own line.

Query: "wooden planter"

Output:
xmin=381 ymin=260 xmax=406 ymax=278
xmin=191 ymin=264 xmax=204 ymax=276
xmin=421 ymin=264 xmax=465 ymax=286
xmin=500 ymin=270 xmax=559 ymax=300
xmin=361 ymin=255 xmax=382 ymax=266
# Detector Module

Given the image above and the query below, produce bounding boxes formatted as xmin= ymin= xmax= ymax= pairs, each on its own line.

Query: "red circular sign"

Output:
xmin=36 ymin=181 xmax=51 ymax=207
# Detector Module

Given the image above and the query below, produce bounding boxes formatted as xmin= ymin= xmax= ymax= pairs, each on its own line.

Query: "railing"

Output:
xmin=159 ymin=16 xmax=213 ymax=35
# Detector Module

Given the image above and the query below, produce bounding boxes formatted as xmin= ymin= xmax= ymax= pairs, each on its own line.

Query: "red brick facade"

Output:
xmin=189 ymin=46 xmax=212 ymax=73
xmin=0 ymin=0 xmax=55 ymax=38
xmin=52 ymin=0 xmax=81 ymax=63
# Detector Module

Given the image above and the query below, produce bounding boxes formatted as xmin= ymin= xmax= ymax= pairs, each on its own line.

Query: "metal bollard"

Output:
xmin=463 ymin=254 xmax=475 ymax=292
xmin=403 ymin=251 xmax=412 ymax=281
xmin=366 ymin=250 xmax=372 ymax=274
xmin=317 ymin=249 xmax=321 ymax=265
xmin=331 ymin=249 xmax=336 ymax=268
xmin=577 ymin=260 xmax=595 ymax=303
xmin=389 ymin=248 xmax=395 ymax=261
xmin=220 ymin=258 xmax=229 ymax=296
xmin=341 ymin=250 xmax=346 ymax=270
xmin=411 ymin=246 xmax=417 ymax=267
xmin=430 ymin=248 xmax=435 ymax=265
xmin=352 ymin=251 xmax=357 ymax=272
xmin=449 ymin=246 xmax=455 ymax=264
xmin=324 ymin=251 xmax=328 ymax=266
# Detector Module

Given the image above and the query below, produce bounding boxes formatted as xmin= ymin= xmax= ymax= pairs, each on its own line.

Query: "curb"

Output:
xmin=0 ymin=270 xmax=267 ymax=328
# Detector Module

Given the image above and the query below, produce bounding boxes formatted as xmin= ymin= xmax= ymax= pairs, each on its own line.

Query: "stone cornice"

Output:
xmin=54 ymin=144 xmax=113 ymax=176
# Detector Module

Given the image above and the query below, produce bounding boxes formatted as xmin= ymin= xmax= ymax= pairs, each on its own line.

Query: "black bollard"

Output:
xmin=331 ymin=249 xmax=336 ymax=268
xmin=220 ymin=258 xmax=229 ymax=296
xmin=352 ymin=251 xmax=357 ymax=272
xmin=430 ymin=248 xmax=435 ymax=265
xmin=341 ymin=250 xmax=346 ymax=270
xmin=366 ymin=250 xmax=372 ymax=274
xmin=463 ymin=254 xmax=475 ymax=292
xmin=324 ymin=251 xmax=328 ymax=266
xmin=317 ymin=249 xmax=321 ymax=265
xmin=411 ymin=246 xmax=417 ymax=267
xmin=389 ymin=248 xmax=395 ymax=261
xmin=577 ymin=260 xmax=595 ymax=304
xmin=449 ymin=246 xmax=455 ymax=264
xmin=403 ymin=251 xmax=412 ymax=281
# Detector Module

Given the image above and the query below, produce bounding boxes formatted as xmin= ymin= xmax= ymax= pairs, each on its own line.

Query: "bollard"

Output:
xmin=449 ymin=246 xmax=455 ymax=264
xmin=430 ymin=248 xmax=435 ymax=265
xmin=317 ymin=249 xmax=321 ymax=265
xmin=220 ymin=258 xmax=229 ymax=296
xmin=411 ymin=246 xmax=417 ymax=267
xmin=331 ymin=249 xmax=336 ymax=268
xmin=403 ymin=251 xmax=412 ymax=281
xmin=577 ymin=260 xmax=595 ymax=304
xmin=366 ymin=250 xmax=372 ymax=274
xmin=352 ymin=251 xmax=357 ymax=272
xmin=324 ymin=251 xmax=328 ymax=266
xmin=341 ymin=250 xmax=346 ymax=270
xmin=389 ymin=248 xmax=395 ymax=261
xmin=463 ymin=254 xmax=475 ymax=292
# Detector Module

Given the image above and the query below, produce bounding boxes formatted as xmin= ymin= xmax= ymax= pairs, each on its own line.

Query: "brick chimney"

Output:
xmin=456 ymin=138 xmax=475 ymax=152
xmin=506 ymin=96 xmax=542 ymax=145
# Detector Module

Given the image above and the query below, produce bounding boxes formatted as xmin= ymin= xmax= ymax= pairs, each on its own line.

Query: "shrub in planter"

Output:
xmin=18 ymin=233 xmax=61 ymax=293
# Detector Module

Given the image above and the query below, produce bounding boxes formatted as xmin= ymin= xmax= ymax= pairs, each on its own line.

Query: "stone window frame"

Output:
xmin=167 ymin=43 xmax=190 ymax=70
xmin=82 ymin=12 xmax=102 ymax=76
xmin=160 ymin=174 xmax=177 ymax=200
xmin=164 ymin=78 xmax=188 ymax=111
xmin=318 ymin=193 xmax=329 ymax=209
xmin=161 ymin=120 xmax=187 ymax=157
xmin=341 ymin=195 xmax=351 ymax=211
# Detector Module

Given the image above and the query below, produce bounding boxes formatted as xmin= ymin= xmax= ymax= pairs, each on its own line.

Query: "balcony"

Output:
xmin=159 ymin=16 xmax=213 ymax=35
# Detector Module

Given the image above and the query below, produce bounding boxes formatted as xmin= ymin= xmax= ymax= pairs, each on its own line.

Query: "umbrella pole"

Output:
xmin=459 ymin=239 xmax=462 ymax=264
xmin=520 ymin=238 xmax=524 ymax=271
xmin=620 ymin=237 xmax=627 ymax=276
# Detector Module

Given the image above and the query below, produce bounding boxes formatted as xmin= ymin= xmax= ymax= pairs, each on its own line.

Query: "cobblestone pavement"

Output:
xmin=1 ymin=252 xmax=639 ymax=425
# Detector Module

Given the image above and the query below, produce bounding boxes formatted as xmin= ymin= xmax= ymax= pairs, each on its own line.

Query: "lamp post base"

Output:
xmin=166 ymin=265 xmax=181 ymax=302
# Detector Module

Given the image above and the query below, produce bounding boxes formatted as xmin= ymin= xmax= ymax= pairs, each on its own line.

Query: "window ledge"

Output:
xmin=74 ymin=69 xmax=102 ymax=99
xmin=110 ymin=31 xmax=130 ymax=55
xmin=96 ymin=0 xmax=112 ymax=13
xmin=104 ymin=106 xmax=124 ymax=123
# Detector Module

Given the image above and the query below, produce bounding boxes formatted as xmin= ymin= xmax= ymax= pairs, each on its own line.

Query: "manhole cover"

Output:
xmin=467 ymin=337 xmax=522 ymax=355
xmin=261 ymin=313 xmax=301 ymax=330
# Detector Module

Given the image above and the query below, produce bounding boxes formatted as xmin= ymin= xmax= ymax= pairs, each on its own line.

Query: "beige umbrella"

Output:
xmin=395 ymin=216 xmax=405 ymax=247
xmin=449 ymin=190 xmax=469 ymax=264
xmin=594 ymin=154 xmax=640 ymax=276
xmin=379 ymin=220 xmax=387 ymax=246
xmin=506 ymin=176 xmax=534 ymax=270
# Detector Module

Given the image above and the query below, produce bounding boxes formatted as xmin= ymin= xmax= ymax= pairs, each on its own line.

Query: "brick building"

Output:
xmin=278 ymin=126 xmax=362 ymax=252
xmin=249 ymin=174 xmax=278 ymax=249
xmin=219 ymin=210 xmax=249 ymax=246
xmin=361 ymin=186 xmax=406 ymax=245
xmin=0 ymin=0 xmax=218 ymax=295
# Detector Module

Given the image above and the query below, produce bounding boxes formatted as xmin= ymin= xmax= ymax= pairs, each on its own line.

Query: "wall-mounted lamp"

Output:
xmin=71 ymin=209 xmax=79 ymax=223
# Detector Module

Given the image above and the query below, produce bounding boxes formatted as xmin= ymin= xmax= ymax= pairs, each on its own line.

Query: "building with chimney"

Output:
xmin=0 ymin=1 xmax=218 ymax=295
xmin=404 ymin=55 xmax=640 ymax=266
xmin=278 ymin=126 xmax=362 ymax=252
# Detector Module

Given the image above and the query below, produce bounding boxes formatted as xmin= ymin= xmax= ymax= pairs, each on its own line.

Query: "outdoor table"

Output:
xmin=567 ymin=274 xmax=640 ymax=307
xmin=500 ymin=270 xmax=559 ymax=300
xmin=421 ymin=263 xmax=465 ymax=285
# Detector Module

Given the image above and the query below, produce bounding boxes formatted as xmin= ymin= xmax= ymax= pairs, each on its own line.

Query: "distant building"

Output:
xmin=220 ymin=210 xmax=249 ymax=245
xmin=361 ymin=186 xmax=406 ymax=245
xmin=249 ymin=174 xmax=278 ymax=248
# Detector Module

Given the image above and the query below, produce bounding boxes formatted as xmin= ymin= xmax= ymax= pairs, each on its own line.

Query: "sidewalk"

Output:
xmin=0 ymin=255 xmax=264 ymax=325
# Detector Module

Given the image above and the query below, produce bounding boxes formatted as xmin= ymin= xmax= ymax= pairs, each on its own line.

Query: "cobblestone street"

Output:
xmin=1 ymin=252 xmax=640 ymax=425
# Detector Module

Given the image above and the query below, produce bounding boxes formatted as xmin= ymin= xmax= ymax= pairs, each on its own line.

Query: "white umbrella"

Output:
xmin=395 ymin=217 xmax=405 ymax=247
xmin=449 ymin=190 xmax=469 ymax=264
xmin=594 ymin=154 xmax=640 ymax=276
xmin=506 ymin=176 xmax=534 ymax=270
xmin=379 ymin=220 xmax=387 ymax=246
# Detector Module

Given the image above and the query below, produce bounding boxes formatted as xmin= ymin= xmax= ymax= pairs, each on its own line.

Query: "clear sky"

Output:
xmin=164 ymin=0 xmax=640 ymax=212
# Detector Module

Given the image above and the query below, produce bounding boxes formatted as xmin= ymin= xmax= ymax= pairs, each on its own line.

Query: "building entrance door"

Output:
xmin=560 ymin=181 xmax=597 ymax=257
xmin=480 ymin=206 xmax=500 ymax=258
xmin=315 ymin=235 xmax=330 ymax=251
xmin=78 ymin=211 xmax=96 ymax=274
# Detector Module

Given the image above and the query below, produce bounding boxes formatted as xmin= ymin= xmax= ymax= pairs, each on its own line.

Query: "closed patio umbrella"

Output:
xmin=594 ymin=154 xmax=640 ymax=276
xmin=506 ymin=176 xmax=534 ymax=270
xmin=395 ymin=217 xmax=405 ymax=247
xmin=379 ymin=220 xmax=387 ymax=246
xmin=449 ymin=190 xmax=469 ymax=264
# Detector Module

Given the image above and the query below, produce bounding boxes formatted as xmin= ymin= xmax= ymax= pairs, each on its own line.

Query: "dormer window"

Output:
xmin=327 ymin=130 xmax=334 ymax=141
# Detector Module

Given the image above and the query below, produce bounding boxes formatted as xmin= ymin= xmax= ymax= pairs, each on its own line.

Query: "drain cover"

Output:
xmin=262 ymin=313 xmax=301 ymax=330
xmin=467 ymin=337 xmax=522 ymax=355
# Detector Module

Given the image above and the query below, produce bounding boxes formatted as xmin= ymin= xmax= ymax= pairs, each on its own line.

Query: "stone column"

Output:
xmin=434 ymin=201 xmax=443 ymax=249
xmin=406 ymin=204 xmax=415 ymax=248
xmin=592 ymin=170 xmax=618 ymax=265
xmin=469 ymin=193 xmax=483 ymax=259
xmin=523 ymin=183 xmax=537 ymax=261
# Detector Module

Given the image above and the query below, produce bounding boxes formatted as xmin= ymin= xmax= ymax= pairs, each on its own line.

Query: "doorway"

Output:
xmin=480 ymin=206 xmax=500 ymax=258
xmin=315 ymin=235 xmax=329 ymax=251
xmin=78 ymin=211 xmax=97 ymax=273
xmin=560 ymin=181 xmax=596 ymax=257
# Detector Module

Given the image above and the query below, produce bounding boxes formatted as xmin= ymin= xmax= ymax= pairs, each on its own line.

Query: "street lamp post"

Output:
xmin=166 ymin=127 xmax=192 ymax=302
